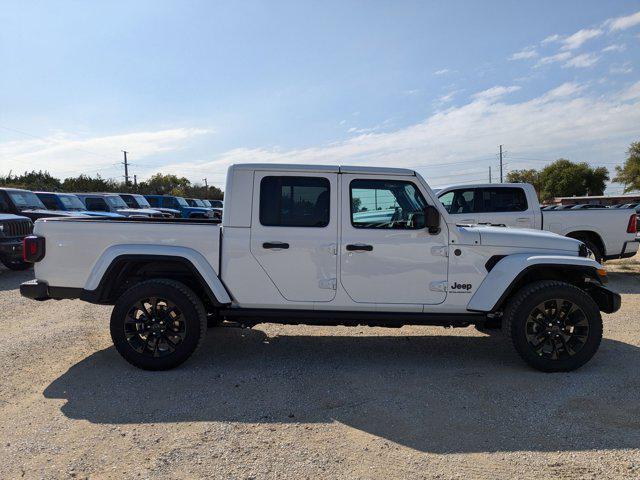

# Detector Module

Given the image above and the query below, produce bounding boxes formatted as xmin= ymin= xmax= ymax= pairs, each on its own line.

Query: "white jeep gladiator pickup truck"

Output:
xmin=436 ymin=183 xmax=639 ymax=263
xmin=20 ymin=164 xmax=620 ymax=372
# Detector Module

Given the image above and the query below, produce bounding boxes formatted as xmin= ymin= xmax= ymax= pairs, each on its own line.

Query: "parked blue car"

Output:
xmin=145 ymin=195 xmax=214 ymax=219
xmin=35 ymin=192 xmax=124 ymax=218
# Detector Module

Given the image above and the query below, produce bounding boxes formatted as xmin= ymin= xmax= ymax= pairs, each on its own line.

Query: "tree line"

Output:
xmin=506 ymin=140 xmax=639 ymax=202
xmin=0 ymin=171 xmax=224 ymax=199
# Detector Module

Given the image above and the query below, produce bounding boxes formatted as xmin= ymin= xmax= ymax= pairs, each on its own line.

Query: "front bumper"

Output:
xmin=0 ymin=238 xmax=23 ymax=261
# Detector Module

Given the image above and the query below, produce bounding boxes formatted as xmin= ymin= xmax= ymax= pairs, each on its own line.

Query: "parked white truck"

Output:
xmin=21 ymin=164 xmax=620 ymax=372
xmin=436 ymin=183 xmax=639 ymax=263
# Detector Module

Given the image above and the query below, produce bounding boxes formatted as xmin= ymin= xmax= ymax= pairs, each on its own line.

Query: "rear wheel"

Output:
xmin=1 ymin=258 xmax=31 ymax=271
xmin=110 ymin=279 xmax=207 ymax=370
xmin=581 ymin=238 xmax=603 ymax=264
xmin=503 ymin=280 xmax=602 ymax=372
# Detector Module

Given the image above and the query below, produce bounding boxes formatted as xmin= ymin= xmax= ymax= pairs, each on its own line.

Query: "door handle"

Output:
xmin=516 ymin=217 xmax=529 ymax=222
xmin=263 ymin=242 xmax=289 ymax=249
xmin=346 ymin=244 xmax=373 ymax=252
xmin=461 ymin=218 xmax=475 ymax=224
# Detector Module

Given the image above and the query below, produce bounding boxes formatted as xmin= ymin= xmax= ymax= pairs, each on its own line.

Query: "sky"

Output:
xmin=1 ymin=0 xmax=640 ymax=192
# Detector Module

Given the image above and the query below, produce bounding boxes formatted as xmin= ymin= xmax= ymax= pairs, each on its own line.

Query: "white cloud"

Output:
xmin=541 ymin=34 xmax=561 ymax=44
xmin=602 ymin=43 xmax=626 ymax=52
xmin=0 ymin=127 xmax=212 ymax=179
xmin=152 ymin=82 xmax=640 ymax=187
xmin=536 ymin=51 xmax=572 ymax=67
xmin=606 ymin=10 xmax=640 ymax=31
xmin=472 ymin=85 xmax=521 ymax=100
xmin=433 ymin=68 xmax=452 ymax=76
xmin=560 ymin=28 xmax=603 ymax=50
xmin=563 ymin=53 xmax=599 ymax=68
xmin=610 ymin=62 xmax=633 ymax=75
xmin=509 ymin=46 xmax=538 ymax=60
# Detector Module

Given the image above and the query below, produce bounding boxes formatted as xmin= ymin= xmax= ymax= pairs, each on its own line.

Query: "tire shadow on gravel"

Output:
xmin=44 ymin=327 xmax=640 ymax=454
xmin=0 ymin=267 xmax=33 ymax=292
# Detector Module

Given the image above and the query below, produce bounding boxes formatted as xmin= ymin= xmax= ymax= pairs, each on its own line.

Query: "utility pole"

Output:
xmin=499 ymin=145 xmax=503 ymax=183
xmin=133 ymin=175 xmax=137 ymax=190
xmin=489 ymin=166 xmax=492 ymax=184
xmin=122 ymin=150 xmax=130 ymax=186
xmin=203 ymin=178 xmax=208 ymax=188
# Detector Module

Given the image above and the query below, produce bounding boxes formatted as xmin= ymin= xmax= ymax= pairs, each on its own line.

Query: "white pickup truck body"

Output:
xmin=21 ymin=164 xmax=621 ymax=372
xmin=436 ymin=183 xmax=638 ymax=262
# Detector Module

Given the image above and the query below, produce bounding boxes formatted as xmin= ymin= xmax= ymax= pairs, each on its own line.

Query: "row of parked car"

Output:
xmin=542 ymin=203 xmax=640 ymax=210
xmin=0 ymin=187 xmax=223 ymax=270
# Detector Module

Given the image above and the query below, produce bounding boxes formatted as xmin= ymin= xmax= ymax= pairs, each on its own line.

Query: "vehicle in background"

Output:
xmin=145 ymin=195 xmax=214 ymax=219
xmin=437 ymin=183 xmax=638 ymax=263
xmin=119 ymin=194 xmax=180 ymax=218
xmin=22 ymin=163 xmax=620 ymax=373
xmin=201 ymin=200 xmax=223 ymax=220
xmin=0 ymin=214 xmax=32 ymax=270
xmin=35 ymin=192 xmax=124 ymax=219
xmin=570 ymin=204 xmax=604 ymax=210
xmin=0 ymin=188 xmax=79 ymax=221
xmin=206 ymin=199 xmax=223 ymax=209
xmin=76 ymin=193 xmax=163 ymax=218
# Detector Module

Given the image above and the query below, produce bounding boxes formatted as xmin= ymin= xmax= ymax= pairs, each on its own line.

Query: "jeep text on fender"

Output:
xmin=20 ymin=164 xmax=620 ymax=372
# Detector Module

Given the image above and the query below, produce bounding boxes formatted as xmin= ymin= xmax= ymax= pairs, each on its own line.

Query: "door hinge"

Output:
xmin=319 ymin=278 xmax=337 ymax=290
xmin=328 ymin=244 xmax=337 ymax=255
xmin=429 ymin=281 xmax=448 ymax=292
xmin=431 ymin=245 xmax=448 ymax=257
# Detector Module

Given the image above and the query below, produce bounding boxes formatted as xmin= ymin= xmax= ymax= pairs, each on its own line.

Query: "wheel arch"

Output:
xmin=565 ymin=230 xmax=605 ymax=258
xmin=467 ymin=254 xmax=603 ymax=313
xmin=82 ymin=245 xmax=231 ymax=307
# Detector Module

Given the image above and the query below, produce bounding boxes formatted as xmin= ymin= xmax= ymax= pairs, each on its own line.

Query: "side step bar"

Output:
xmin=220 ymin=308 xmax=484 ymax=328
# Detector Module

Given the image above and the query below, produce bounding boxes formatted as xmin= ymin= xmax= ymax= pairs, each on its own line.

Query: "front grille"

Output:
xmin=2 ymin=219 xmax=33 ymax=238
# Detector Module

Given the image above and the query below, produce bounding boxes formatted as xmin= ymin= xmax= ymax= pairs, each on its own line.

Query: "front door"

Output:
xmin=250 ymin=171 xmax=338 ymax=302
xmin=340 ymin=174 xmax=448 ymax=305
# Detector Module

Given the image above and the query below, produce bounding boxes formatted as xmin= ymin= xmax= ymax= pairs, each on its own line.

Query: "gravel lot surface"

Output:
xmin=1 ymin=258 xmax=640 ymax=479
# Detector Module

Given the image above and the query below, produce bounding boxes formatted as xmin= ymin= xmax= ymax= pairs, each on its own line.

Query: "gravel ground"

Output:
xmin=1 ymin=258 xmax=640 ymax=479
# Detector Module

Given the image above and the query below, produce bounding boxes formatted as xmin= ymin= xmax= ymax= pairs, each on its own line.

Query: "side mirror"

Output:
xmin=424 ymin=205 xmax=441 ymax=234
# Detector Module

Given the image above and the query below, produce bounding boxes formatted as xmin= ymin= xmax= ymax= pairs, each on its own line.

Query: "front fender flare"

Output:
xmin=85 ymin=244 xmax=232 ymax=305
xmin=467 ymin=254 xmax=601 ymax=312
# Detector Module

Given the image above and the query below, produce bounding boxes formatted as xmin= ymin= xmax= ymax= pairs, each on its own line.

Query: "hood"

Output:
xmin=187 ymin=207 xmax=210 ymax=213
xmin=78 ymin=211 xmax=124 ymax=218
xmin=22 ymin=209 xmax=78 ymax=218
xmin=116 ymin=208 xmax=159 ymax=217
xmin=465 ymin=225 xmax=582 ymax=253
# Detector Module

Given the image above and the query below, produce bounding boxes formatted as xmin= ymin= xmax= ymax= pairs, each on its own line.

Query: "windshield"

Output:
xmin=202 ymin=200 xmax=212 ymax=207
xmin=8 ymin=190 xmax=46 ymax=210
xmin=192 ymin=199 xmax=206 ymax=207
xmin=175 ymin=196 xmax=189 ymax=207
xmin=58 ymin=194 xmax=86 ymax=211
xmin=105 ymin=195 xmax=129 ymax=209
xmin=132 ymin=194 xmax=151 ymax=208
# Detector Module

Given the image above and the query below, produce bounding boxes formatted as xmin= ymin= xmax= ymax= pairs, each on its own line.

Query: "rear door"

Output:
xmin=250 ymin=171 xmax=338 ymax=302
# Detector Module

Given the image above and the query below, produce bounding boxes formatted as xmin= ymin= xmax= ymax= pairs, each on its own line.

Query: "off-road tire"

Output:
xmin=1 ymin=258 xmax=32 ymax=271
xmin=502 ymin=280 xmax=602 ymax=372
xmin=110 ymin=279 xmax=207 ymax=370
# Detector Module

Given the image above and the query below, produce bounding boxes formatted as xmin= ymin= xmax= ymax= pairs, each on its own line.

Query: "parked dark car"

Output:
xmin=206 ymin=199 xmax=224 ymax=209
xmin=0 ymin=214 xmax=33 ymax=270
xmin=144 ymin=195 xmax=214 ymax=219
xmin=0 ymin=188 xmax=78 ymax=221
xmin=119 ymin=194 xmax=180 ymax=218
xmin=35 ymin=192 xmax=124 ymax=218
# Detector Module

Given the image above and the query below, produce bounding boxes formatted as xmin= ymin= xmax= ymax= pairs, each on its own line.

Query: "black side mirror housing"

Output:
xmin=424 ymin=205 xmax=441 ymax=234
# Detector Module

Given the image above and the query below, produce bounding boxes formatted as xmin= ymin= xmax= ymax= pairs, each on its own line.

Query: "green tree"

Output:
xmin=613 ymin=141 xmax=640 ymax=193
xmin=539 ymin=159 xmax=609 ymax=202
xmin=0 ymin=170 xmax=62 ymax=191
xmin=61 ymin=174 xmax=119 ymax=193
xmin=139 ymin=173 xmax=192 ymax=196
xmin=506 ymin=169 xmax=541 ymax=198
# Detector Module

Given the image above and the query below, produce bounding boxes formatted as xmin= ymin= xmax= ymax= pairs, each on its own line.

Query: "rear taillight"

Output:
xmin=627 ymin=214 xmax=637 ymax=234
xmin=23 ymin=235 xmax=46 ymax=263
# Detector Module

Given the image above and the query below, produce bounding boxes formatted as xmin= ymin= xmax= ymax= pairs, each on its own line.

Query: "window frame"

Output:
xmin=349 ymin=178 xmax=428 ymax=230
xmin=259 ymin=175 xmax=331 ymax=228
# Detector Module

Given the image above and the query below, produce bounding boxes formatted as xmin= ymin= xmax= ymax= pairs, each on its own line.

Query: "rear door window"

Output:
xmin=476 ymin=188 xmax=528 ymax=212
xmin=260 ymin=176 xmax=330 ymax=227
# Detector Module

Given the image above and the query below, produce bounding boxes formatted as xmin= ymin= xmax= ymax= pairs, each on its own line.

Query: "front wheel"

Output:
xmin=110 ymin=279 xmax=207 ymax=370
xmin=503 ymin=280 xmax=602 ymax=372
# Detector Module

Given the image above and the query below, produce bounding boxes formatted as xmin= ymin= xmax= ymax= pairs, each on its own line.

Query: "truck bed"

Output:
xmin=32 ymin=217 xmax=221 ymax=290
